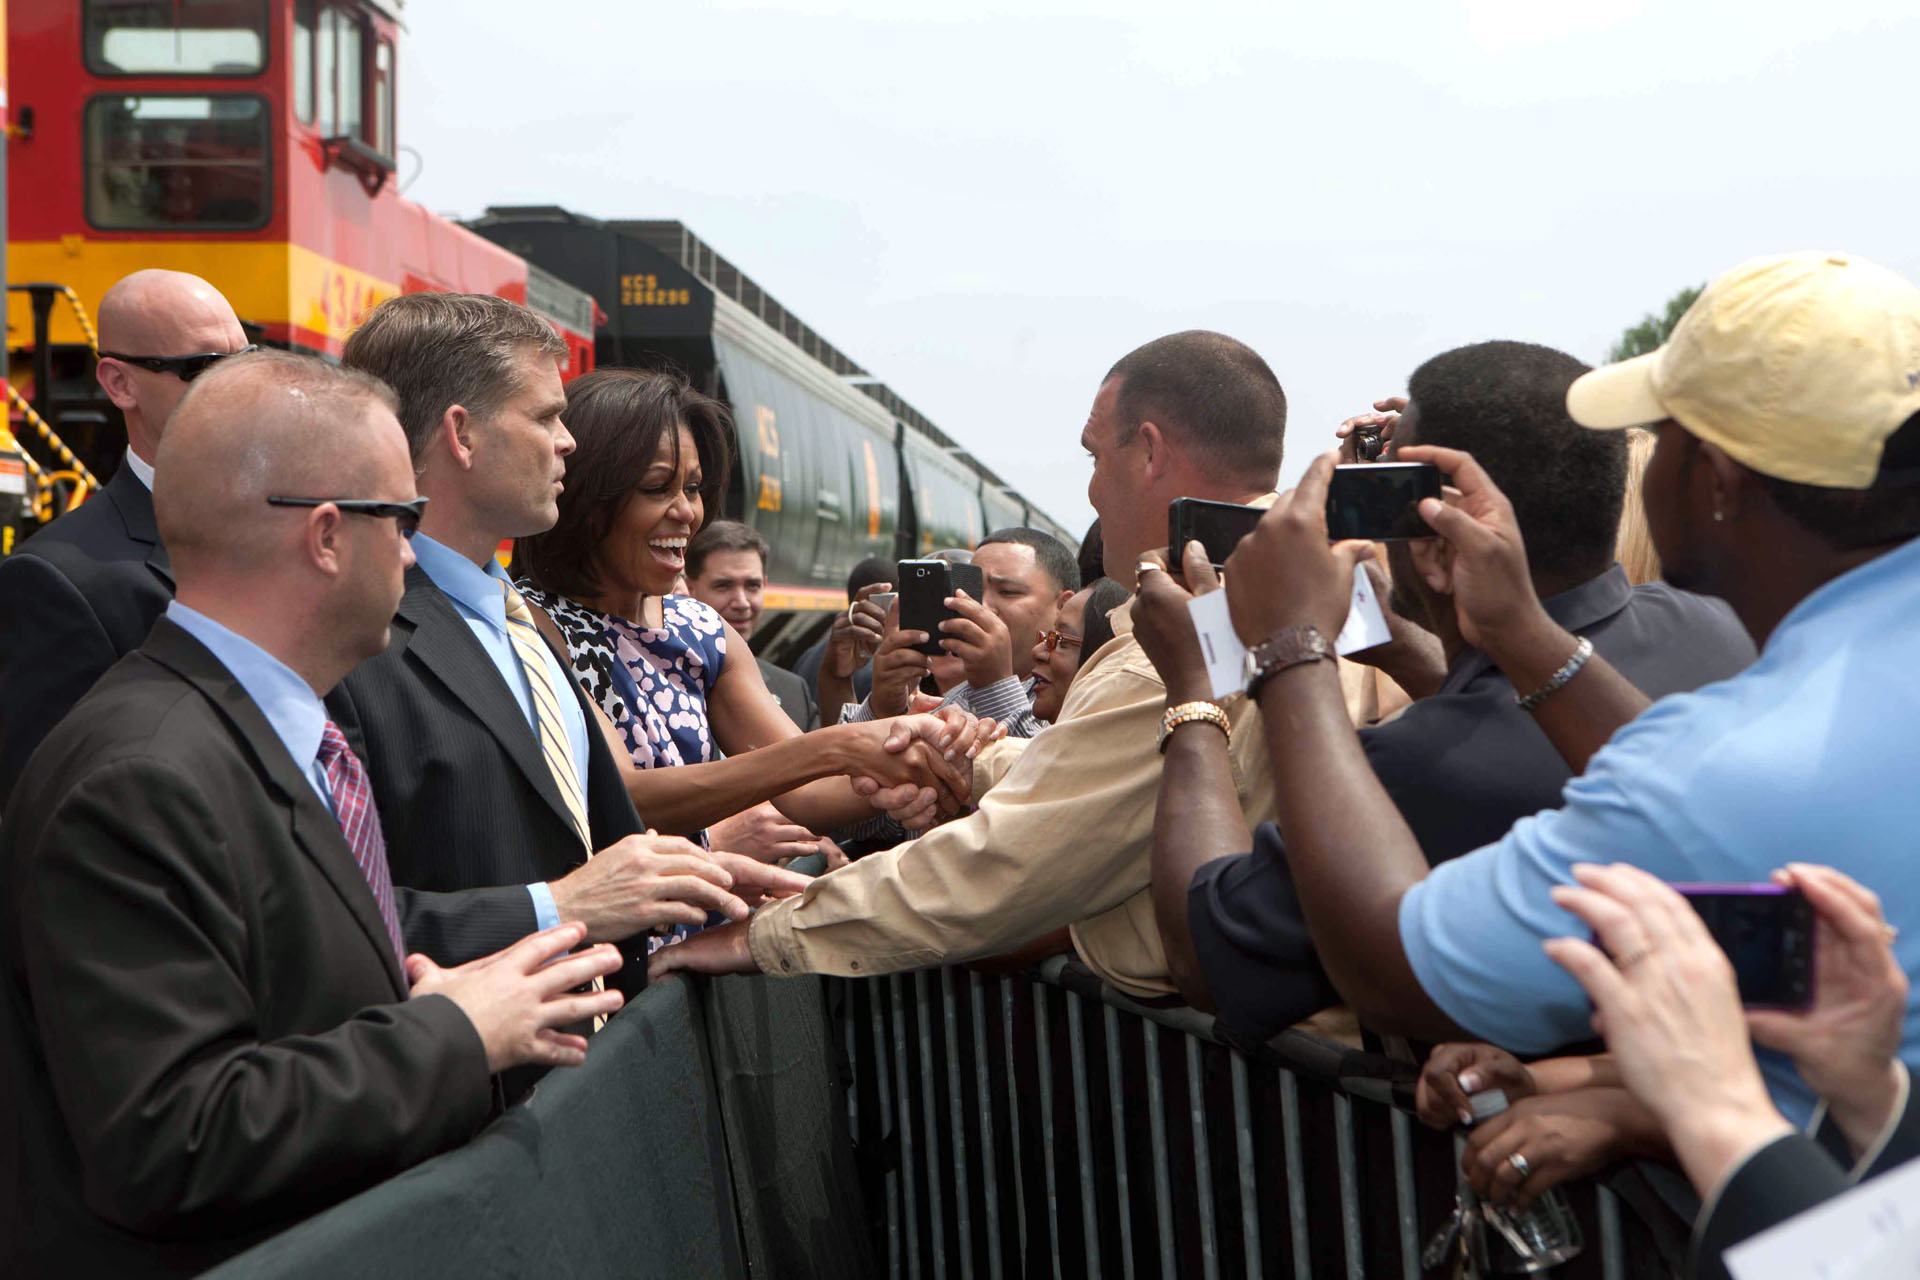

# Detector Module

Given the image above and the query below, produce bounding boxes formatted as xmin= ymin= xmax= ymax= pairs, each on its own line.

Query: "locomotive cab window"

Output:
xmin=85 ymin=0 xmax=268 ymax=77
xmin=84 ymin=95 xmax=270 ymax=230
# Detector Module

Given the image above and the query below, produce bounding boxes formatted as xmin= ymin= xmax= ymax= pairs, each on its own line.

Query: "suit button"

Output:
xmin=848 ymin=960 xmax=860 ymax=971
xmin=781 ymin=958 xmax=793 ymax=972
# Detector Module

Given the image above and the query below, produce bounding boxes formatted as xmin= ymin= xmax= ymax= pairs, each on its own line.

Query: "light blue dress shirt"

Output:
xmin=409 ymin=534 xmax=592 ymax=931
xmin=166 ymin=601 xmax=334 ymax=813
xmin=1399 ymin=534 xmax=1920 ymax=1126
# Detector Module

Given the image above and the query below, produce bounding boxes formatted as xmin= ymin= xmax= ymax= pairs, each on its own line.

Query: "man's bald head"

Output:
xmin=155 ymin=351 xmax=404 ymax=577
xmin=96 ymin=270 xmax=249 ymax=460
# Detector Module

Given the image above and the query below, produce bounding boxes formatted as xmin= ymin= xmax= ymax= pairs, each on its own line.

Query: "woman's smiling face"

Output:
xmin=1028 ymin=588 xmax=1091 ymax=724
xmin=597 ymin=422 xmax=705 ymax=598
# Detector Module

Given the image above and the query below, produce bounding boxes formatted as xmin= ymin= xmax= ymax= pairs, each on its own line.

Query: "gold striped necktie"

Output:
xmin=500 ymin=582 xmax=605 ymax=1026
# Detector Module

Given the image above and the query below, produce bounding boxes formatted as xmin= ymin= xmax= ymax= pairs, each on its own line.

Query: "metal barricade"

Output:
xmin=832 ymin=961 xmax=1664 ymax=1280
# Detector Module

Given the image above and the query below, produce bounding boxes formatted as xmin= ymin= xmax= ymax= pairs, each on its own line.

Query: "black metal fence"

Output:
xmin=833 ymin=959 xmax=1674 ymax=1280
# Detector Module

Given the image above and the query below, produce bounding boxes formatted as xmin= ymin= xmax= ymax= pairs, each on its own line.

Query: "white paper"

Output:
xmin=1725 ymin=1152 xmax=1920 ymax=1280
xmin=1187 ymin=589 xmax=1250 ymax=700
xmin=1185 ymin=565 xmax=1392 ymax=701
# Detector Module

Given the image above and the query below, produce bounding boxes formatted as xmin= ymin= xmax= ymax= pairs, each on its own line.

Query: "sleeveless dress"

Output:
xmin=517 ymin=585 xmax=730 ymax=950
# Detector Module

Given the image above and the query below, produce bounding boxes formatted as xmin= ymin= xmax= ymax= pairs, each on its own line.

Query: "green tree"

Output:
xmin=1607 ymin=284 xmax=1704 ymax=363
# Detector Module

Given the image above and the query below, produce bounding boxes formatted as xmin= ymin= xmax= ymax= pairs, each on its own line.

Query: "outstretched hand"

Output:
xmin=1334 ymin=396 xmax=1407 ymax=463
xmin=647 ymin=919 xmax=760 ymax=982
xmin=409 ymin=922 xmax=625 ymax=1073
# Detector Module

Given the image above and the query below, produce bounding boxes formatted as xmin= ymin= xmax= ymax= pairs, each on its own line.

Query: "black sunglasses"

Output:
xmin=266 ymin=496 xmax=428 ymax=538
xmin=99 ymin=344 xmax=259 ymax=382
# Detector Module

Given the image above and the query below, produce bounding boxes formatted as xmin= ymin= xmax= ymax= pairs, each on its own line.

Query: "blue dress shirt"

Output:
xmin=166 ymin=601 xmax=333 ymax=812
xmin=1399 ymin=535 xmax=1920 ymax=1125
xmin=409 ymin=534 xmax=592 ymax=931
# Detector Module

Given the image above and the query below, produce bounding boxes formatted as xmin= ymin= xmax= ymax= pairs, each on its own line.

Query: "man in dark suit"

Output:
xmin=0 ymin=352 xmax=624 ymax=1277
xmin=0 ymin=269 xmax=250 ymax=804
xmin=331 ymin=294 xmax=802 ymax=987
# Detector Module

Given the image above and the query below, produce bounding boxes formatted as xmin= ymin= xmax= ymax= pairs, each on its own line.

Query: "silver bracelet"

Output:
xmin=1514 ymin=636 xmax=1593 ymax=711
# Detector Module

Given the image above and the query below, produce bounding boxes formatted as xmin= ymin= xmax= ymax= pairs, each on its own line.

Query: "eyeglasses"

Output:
xmin=99 ymin=344 xmax=259 ymax=382
xmin=1037 ymin=628 xmax=1083 ymax=656
xmin=266 ymin=496 xmax=428 ymax=538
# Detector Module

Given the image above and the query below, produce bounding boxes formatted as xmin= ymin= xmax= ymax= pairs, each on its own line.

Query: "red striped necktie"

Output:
xmin=317 ymin=720 xmax=408 ymax=976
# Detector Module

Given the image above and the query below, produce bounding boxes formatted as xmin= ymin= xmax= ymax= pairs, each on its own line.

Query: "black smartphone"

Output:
xmin=1325 ymin=463 xmax=1443 ymax=541
xmin=1673 ymin=884 xmax=1815 ymax=1010
xmin=1168 ymin=497 xmax=1263 ymax=570
xmin=896 ymin=559 xmax=985 ymax=657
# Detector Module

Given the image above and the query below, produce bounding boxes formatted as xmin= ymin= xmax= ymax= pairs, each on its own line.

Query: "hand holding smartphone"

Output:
xmin=896 ymin=560 xmax=984 ymax=657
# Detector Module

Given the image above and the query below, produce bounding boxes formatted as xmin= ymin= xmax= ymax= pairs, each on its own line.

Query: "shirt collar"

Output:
xmin=408 ymin=533 xmax=513 ymax=633
xmin=123 ymin=447 xmax=156 ymax=491
xmin=164 ymin=601 xmax=329 ymax=772
xmin=1439 ymin=564 xmax=1635 ymax=694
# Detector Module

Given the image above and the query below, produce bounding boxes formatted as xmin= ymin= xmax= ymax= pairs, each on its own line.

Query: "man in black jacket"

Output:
xmin=0 ymin=269 xmax=249 ymax=804
xmin=331 ymin=294 xmax=802 ymax=987
xmin=0 ymin=352 xmax=624 ymax=1277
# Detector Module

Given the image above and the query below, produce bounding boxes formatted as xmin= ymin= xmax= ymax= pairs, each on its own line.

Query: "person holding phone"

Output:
xmin=1134 ymin=251 xmax=1920 ymax=1125
xmin=1135 ymin=340 xmax=1752 ymax=1045
xmin=1546 ymin=862 xmax=1916 ymax=1280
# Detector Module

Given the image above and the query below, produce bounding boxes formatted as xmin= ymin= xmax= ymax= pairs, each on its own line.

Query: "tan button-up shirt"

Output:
xmin=748 ymin=584 xmax=1293 ymax=999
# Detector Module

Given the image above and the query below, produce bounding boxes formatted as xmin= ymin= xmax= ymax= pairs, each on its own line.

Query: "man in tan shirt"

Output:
xmin=651 ymin=330 xmax=1288 ymax=999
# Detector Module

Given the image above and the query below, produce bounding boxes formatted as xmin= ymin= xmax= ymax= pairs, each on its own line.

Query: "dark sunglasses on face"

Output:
xmin=1037 ymin=628 xmax=1083 ymax=656
xmin=266 ymin=496 xmax=428 ymax=538
xmin=99 ymin=344 xmax=259 ymax=382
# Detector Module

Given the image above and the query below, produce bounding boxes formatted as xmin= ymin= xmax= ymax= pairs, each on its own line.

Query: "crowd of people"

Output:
xmin=0 ymin=248 xmax=1915 ymax=1277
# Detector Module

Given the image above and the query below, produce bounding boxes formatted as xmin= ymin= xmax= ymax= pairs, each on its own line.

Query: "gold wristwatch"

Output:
xmin=1244 ymin=624 xmax=1333 ymax=700
xmin=1158 ymin=701 xmax=1231 ymax=753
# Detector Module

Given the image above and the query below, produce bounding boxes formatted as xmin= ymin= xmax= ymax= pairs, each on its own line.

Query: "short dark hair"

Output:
xmin=1077 ymin=518 xmax=1103 ymax=590
xmin=1104 ymin=331 xmax=1286 ymax=486
xmin=979 ymin=526 xmax=1079 ymax=592
xmin=1078 ymin=577 xmax=1130 ymax=667
xmin=343 ymin=292 xmax=568 ymax=459
xmin=1762 ymin=412 xmax=1920 ymax=551
xmin=848 ymin=556 xmax=893 ymax=596
xmin=515 ymin=368 xmax=735 ymax=601
xmin=1405 ymin=341 xmax=1625 ymax=583
xmin=687 ymin=519 xmax=769 ymax=579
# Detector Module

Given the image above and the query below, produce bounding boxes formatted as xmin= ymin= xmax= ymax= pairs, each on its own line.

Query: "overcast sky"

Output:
xmin=401 ymin=0 xmax=1920 ymax=536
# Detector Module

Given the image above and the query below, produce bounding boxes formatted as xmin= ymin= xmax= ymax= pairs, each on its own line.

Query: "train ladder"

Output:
xmin=5 ymin=283 xmax=105 ymax=527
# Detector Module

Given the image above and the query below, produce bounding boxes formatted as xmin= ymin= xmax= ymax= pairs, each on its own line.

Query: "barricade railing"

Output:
xmin=209 ymin=961 xmax=1685 ymax=1278
xmin=831 ymin=959 xmax=1681 ymax=1279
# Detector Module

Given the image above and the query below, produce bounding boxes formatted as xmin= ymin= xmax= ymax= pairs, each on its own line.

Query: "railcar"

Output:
xmin=468 ymin=206 xmax=1075 ymax=650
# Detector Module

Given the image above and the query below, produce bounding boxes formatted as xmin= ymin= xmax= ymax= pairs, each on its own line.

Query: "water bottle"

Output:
xmin=1462 ymin=1088 xmax=1585 ymax=1273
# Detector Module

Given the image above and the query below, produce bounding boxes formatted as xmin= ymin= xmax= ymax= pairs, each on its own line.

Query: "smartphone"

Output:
xmin=1325 ymin=463 xmax=1443 ymax=541
xmin=1168 ymin=498 xmax=1263 ymax=570
xmin=1673 ymin=884 xmax=1815 ymax=1010
xmin=896 ymin=560 xmax=985 ymax=656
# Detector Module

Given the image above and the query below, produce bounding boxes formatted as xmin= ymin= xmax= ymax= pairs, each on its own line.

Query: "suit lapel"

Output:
xmin=105 ymin=466 xmax=175 ymax=590
xmin=394 ymin=567 xmax=580 ymax=838
xmin=143 ymin=619 xmax=407 ymax=995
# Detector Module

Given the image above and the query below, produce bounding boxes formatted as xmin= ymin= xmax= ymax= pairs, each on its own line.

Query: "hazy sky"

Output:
xmin=402 ymin=0 xmax=1920 ymax=535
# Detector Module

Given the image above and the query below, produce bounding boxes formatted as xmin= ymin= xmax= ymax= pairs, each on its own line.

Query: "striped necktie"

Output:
xmin=316 ymin=721 xmax=409 ymax=976
xmin=501 ymin=582 xmax=592 ymax=849
xmin=501 ymin=582 xmax=606 ymax=1027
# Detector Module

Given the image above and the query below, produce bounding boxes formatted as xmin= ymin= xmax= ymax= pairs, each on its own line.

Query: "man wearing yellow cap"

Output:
xmin=1129 ymin=249 xmax=1920 ymax=1135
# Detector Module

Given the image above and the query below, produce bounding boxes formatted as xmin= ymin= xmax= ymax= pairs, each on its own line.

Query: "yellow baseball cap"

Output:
xmin=1567 ymin=251 xmax=1920 ymax=489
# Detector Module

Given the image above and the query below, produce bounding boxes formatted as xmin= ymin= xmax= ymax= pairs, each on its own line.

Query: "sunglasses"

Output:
xmin=267 ymin=496 xmax=428 ymax=538
xmin=1037 ymin=628 xmax=1083 ymax=656
xmin=99 ymin=344 xmax=259 ymax=382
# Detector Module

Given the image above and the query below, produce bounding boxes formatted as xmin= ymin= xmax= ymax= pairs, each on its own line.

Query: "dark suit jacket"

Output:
xmin=0 ymin=466 xmax=173 ymax=806
xmin=0 ymin=618 xmax=492 ymax=1278
xmin=759 ymin=657 xmax=820 ymax=731
xmin=1692 ymin=1082 xmax=1920 ymax=1280
xmin=326 ymin=566 xmax=648 ymax=991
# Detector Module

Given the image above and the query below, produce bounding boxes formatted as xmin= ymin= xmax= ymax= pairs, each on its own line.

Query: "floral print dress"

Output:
xmin=517 ymin=586 xmax=730 ymax=950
